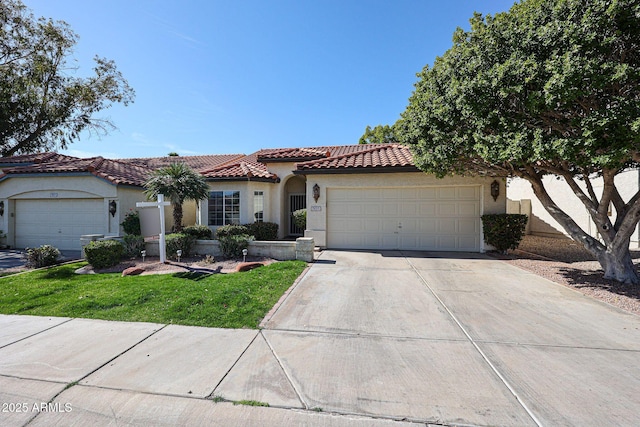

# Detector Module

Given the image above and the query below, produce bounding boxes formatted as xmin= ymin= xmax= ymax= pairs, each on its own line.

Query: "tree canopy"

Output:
xmin=396 ymin=0 xmax=640 ymax=283
xmin=359 ymin=124 xmax=396 ymax=144
xmin=143 ymin=163 xmax=210 ymax=232
xmin=0 ymin=0 xmax=134 ymax=156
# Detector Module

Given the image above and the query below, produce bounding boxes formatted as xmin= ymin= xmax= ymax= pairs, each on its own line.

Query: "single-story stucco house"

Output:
xmin=507 ymin=169 xmax=640 ymax=248
xmin=0 ymin=144 xmax=506 ymax=252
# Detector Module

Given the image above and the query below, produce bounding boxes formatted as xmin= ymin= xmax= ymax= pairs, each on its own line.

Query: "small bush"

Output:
xmin=215 ymin=224 xmax=249 ymax=238
xmin=218 ymin=234 xmax=254 ymax=258
xmin=182 ymin=225 xmax=213 ymax=240
xmin=122 ymin=235 xmax=145 ymax=259
xmin=244 ymin=222 xmax=278 ymax=240
xmin=292 ymin=209 xmax=306 ymax=230
xmin=166 ymin=233 xmax=197 ymax=259
xmin=481 ymin=214 xmax=528 ymax=253
xmin=26 ymin=245 xmax=60 ymax=268
xmin=84 ymin=240 xmax=124 ymax=269
xmin=121 ymin=210 xmax=141 ymax=235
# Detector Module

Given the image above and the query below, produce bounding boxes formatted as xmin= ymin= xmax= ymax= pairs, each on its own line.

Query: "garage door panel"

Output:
xmin=327 ymin=186 xmax=481 ymax=252
xmin=16 ymin=199 xmax=105 ymax=250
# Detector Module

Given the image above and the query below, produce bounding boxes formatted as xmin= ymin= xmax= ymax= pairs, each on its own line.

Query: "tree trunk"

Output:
xmin=525 ymin=173 xmax=640 ymax=285
xmin=172 ymin=202 xmax=183 ymax=232
xmin=597 ymin=248 xmax=639 ymax=285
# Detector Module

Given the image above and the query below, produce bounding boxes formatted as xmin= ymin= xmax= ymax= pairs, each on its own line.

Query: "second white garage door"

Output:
xmin=15 ymin=199 xmax=106 ymax=250
xmin=327 ymin=186 xmax=481 ymax=251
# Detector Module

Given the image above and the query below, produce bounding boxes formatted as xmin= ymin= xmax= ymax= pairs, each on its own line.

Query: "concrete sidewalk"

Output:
xmin=1 ymin=250 xmax=639 ymax=426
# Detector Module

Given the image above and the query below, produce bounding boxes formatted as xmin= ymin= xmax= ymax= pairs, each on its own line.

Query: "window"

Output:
xmin=208 ymin=191 xmax=240 ymax=226
xmin=253 ymin=191 xmax=264 ymax=222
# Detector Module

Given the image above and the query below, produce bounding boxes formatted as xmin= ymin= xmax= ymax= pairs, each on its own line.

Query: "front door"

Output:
xmin=289 ymin=194 xmax=306 ymax=236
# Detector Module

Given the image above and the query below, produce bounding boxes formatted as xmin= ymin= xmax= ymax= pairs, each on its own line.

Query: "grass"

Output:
xmin=0 ymin=261 xmax=306 ymax=328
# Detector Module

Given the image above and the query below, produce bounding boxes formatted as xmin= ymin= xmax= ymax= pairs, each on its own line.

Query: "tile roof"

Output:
xmin=121 ymin=154 xmax=245 ymax=172
xmin=295 ymin=144 xmax=418 ymax=173
xmin=0 ymin=152 xmax=79 ymax=166
xmin=201 ymin=153 xmax=279 ymax=182
xmin=0 ymin=157 xmax=153 ymax=186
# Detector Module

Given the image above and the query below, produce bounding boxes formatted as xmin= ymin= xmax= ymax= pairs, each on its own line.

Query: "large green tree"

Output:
xmin=0 ymin=0 xmax=134 ymax=156
xmin=359 ymin=124 xmax=396 ymax=144
xmin=397 ymin=0 xmax=640 ymax=283
xmin=143 ymin=163 xmax=210 ymax=232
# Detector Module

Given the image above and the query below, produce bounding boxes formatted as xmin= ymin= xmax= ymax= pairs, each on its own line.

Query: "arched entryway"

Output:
xmin=282 ymin=175 xmax=306 ymax=237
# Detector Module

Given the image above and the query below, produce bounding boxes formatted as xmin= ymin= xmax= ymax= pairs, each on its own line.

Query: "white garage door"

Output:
xmin=327 ymin=186 xmax=481 ymax=251
xmin=15 ymin=199 xmax=105 ymax=250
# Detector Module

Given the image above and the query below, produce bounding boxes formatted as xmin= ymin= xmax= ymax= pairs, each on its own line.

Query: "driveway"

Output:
xmin=1 ymin=250 xmax=639 ymax=426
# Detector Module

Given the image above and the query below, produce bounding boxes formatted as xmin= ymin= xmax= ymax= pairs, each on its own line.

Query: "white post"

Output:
xmin=136 ymin=194 xmax=171 ymax=264
xmin=158 ymin=194 xmax=167 ymax=263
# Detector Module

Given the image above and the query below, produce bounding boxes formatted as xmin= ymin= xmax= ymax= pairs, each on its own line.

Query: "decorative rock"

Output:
xmin=122 ymin=267 xmax=145 ymax=276
xmin=235 ymin=262 xmax=264 ymax=272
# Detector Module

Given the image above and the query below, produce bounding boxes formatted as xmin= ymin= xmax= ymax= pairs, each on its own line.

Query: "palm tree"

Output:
xmin=143 ymin=163 xmax=209 ymax=232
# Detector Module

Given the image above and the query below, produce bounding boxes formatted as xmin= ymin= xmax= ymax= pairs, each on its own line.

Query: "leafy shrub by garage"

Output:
xmin=84 ymin=240 xmax=124 ymax=269
xmin=218 ymin=234 xmax=255 ymax=259
xmin=244 ymin=222 xmax=278 ymax=240
xmin=481 ymin=214 xmax=528 ymax=253
xmin=166 ymin=233 xmax=197 ymax=259
xmin=26 ymin=245 xmax=60 ymax=268
xmin=120 ymin=210 xmax=141 ymax=235
xmin=292 ymin=209 xmax=306 ymax=230
xmin=215 ymin=224 xmax=249 ymax=238
xmin=122 ymin=235 xmax=145 ymax=259
xmin=182 ymin=225 xmax=212 ymax=240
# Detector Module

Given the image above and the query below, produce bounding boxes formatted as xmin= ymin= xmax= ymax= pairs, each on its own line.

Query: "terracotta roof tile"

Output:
xmin=296 ymin=144 xmax=417 ymax=173
xmin=0 ymin=152 xmax=79 ymax=165
xmin=201 ymin=153 xmax=279 ymax=182
xmin=1 ymin=157 xmax=153 ymax=186
xmin=121 ymin=154 xmax=244 ymax=172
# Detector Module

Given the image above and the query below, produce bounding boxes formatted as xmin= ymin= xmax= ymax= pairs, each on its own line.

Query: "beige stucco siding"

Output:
xmin=507 ymin=169 xmax=640 ymax=247
xmin=302 ymin=172 xmax=506 ymax=249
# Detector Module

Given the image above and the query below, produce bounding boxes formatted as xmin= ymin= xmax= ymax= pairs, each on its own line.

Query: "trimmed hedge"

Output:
xmin=26 ymin=245 xmax=60 ymax=268
xmin=122 ymin=235 xmax=145 ymax=259
xmin=182 ymin=225 xmax=213 ymax=240
xmin=481 ymin=214 xmax=528 ymax=253
xmin=84 ymin=240 xmax=124 ymax=269
xmin=218 ymin=234 xmax=255 ymax=258
xmin=166 ymin=233 xmax=197 ymax=259
xmin=215 ymin=224 xmax=249 ymax=238
xmin=292 ymin=209 xmax=306 ymax=230
xmin=244 ymin=222 xmax=278 ymax=240
xmin=121 ymin=210 xmax=141 ymax=235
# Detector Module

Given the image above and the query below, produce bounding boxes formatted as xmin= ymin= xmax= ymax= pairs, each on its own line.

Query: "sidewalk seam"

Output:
xmin=0 ymin=317 xmax=74 ymax=350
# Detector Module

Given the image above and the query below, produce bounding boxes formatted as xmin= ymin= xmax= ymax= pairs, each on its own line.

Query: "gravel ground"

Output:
xmin=497 ymin=235 xmax=640 ymax=315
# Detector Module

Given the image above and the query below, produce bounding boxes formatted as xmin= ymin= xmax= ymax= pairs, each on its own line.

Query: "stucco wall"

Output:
xmin=303 ymin=172 xmax=506 ymax=248
xmin=507 ymin=169 xmax=640 ymax=247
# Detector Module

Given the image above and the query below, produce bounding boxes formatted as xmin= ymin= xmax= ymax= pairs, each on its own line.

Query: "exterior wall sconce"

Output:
xmin=109 ymin=200 xmax=117 ymax=217
xmin=313 ymin=183 xmax=320 ymax=203
xmin=0 ymin=201 xmax=4 ymax=217
xmin=491 ymin=180 xmax=500 ymax=202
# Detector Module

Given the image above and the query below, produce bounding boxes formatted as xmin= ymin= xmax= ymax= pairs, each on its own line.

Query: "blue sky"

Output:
xmin=25 ymin=0 xmax=517 ymax=159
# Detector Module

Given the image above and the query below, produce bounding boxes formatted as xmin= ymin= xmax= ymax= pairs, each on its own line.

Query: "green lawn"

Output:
xmin=0 ymin=261 xmax=306 ymax=328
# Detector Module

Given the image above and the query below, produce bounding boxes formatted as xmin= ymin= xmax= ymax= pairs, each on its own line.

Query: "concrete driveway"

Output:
xmin=1 ymin=250 xmax=639 ymax=426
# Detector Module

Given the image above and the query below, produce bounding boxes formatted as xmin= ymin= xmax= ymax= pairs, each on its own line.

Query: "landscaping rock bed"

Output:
xmin=498 ymin=235 xmax=640 ymax=315
xmin=76 ymin=255 xmax=276 ymax=275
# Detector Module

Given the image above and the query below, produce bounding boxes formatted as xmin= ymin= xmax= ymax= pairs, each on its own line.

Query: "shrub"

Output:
xmin=166 ymin=233 xmax=197 ymax=259
xmin=218 ymin=234 xmax=254 ymax=259
xmin=121 ymin=210 xmax=141 ymax=235
xmin=292 ymin=209 xmax=306 ymax=230
xmin=122 ymin=234 xmax=145 ymax=259
xmin=26 ymin=245 xmax=60 ymax=268
xmin=244 ymin=222 xmax=278 ymax=240
xmin=215 ymin=224 xmax=249 ymax=238
xmin=84 ymin=240 xmax=124 ymax=269
xmin=481 ymin=214 xmax=528 ymax=253
xmin=182 ymin=225 xmax=213 ymax=240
